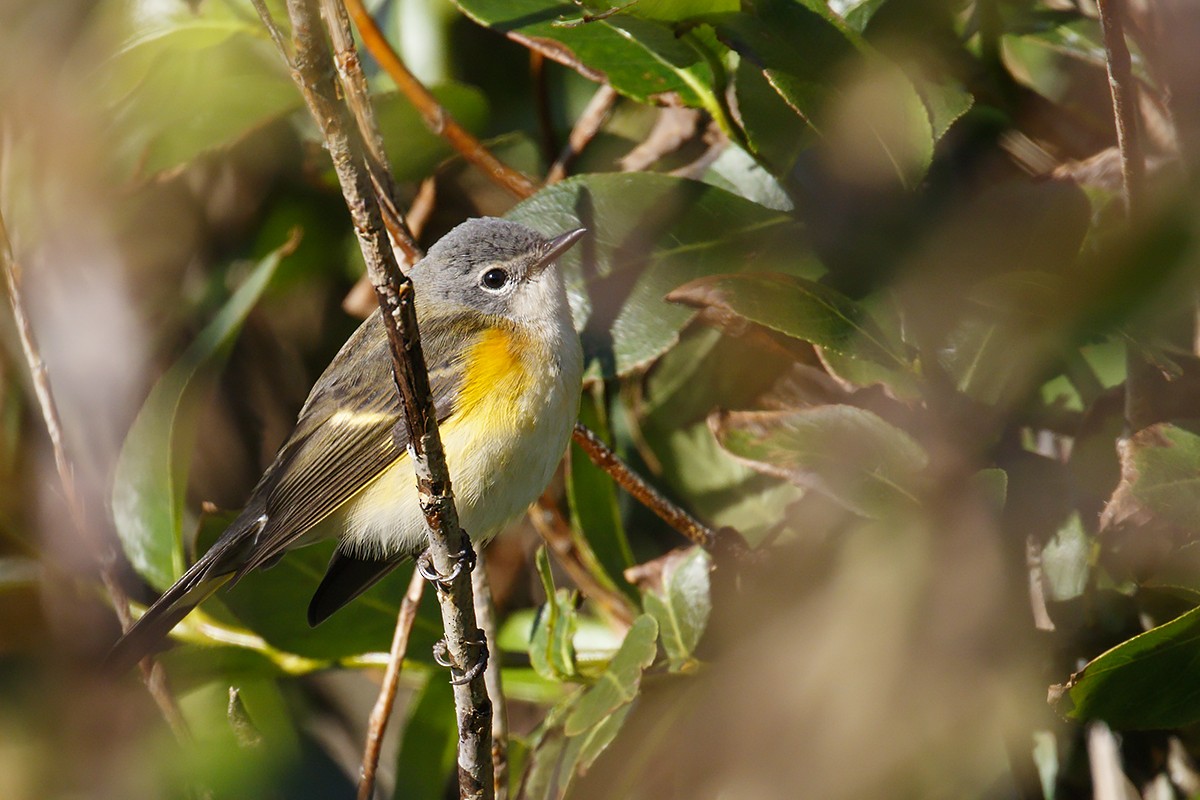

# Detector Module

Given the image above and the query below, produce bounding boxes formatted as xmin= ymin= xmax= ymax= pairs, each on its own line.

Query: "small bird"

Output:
xmin=109 ymin=218 xmax=586 ymax=670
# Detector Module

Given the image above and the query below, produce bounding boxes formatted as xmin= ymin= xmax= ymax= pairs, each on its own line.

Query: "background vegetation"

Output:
xmin=2 ymin=0 xmax=1200 ymax=798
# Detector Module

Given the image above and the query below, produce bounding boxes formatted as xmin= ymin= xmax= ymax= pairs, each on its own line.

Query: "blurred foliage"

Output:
xmin=5 ymin=0 xmax=1200 ymax=798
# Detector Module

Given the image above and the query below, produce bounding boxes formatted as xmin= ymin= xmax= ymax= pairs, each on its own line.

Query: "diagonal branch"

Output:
xmin=0 ymin=210 xmax=191 ymax=740
xmin=571 ymin=423 xmax=721 ymax=551
xmin=546 ymin=84 xmax=618 ymax=184
xmin=272 ymin=1 xmax=493 ymax=797
xmin=342 ymin=0 xmax=537 ymax=200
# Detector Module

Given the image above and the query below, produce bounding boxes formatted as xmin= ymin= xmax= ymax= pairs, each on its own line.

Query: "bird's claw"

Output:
xmin=416 ymin=542 xmax=477 ymax=589
xmin=432 ymin=632 xmax=489 ymax=685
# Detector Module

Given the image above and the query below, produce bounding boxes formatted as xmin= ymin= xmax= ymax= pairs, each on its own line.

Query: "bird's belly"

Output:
xmin=337 ymin=364 xmax=579 ymax=558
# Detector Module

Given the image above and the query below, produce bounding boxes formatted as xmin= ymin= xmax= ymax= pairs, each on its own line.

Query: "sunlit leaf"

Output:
xmin=1102 ymin=424 xmax=1200 ymax=536
xmin=530 ymin=546 xmax=581 ymax=681
xmin=639 ymin=548 xmax=711 ymax=671
xmin=506 ymin=172 xmax=813 ymax=376
xmin=712 ymin=406 xmax=928 ymax=519
xmin=1064 ymin=605 xmax=1200 ymax=729
xmin=112 ymin=237 xmax=293 ymax=590
xmin=564 ymin=614 xmax=658 ymax=735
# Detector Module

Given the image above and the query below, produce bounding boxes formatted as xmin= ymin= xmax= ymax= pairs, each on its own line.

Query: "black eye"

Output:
xmin=481 ymin=268 xmax=509 ymax=290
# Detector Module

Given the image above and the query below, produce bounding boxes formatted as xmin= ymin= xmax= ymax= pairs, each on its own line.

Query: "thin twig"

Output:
xmin=320 ymin=0 xmax=420 ymax=262
xmin=471 ymin=565 xmax=508 ymax=800
xmin=357 ymin=569 xmax=425 ymax=800
xmin=344 ymin=177 xmax=437 ymax=318
xmin=273 ymin=1 xmax=493 ymax=797
xmin=1095 ymin=0 xmax=1145 ymax=217
xmin=530 ymin=51 xmax=558 ymax=165
xmin=0 ymin=211 xmax=191 ymax=739
xmin=530 ymin=493 xmax=635 ymax=627
xmin=342 ymin=0 xmax=538 ymax=200
xmin=250 ymin=0 xmax=292 ymax=60
xmin=546 ymin=85 xmax=618 ymax=184
xmin=571 ymin=423 xmax=719 ymax=551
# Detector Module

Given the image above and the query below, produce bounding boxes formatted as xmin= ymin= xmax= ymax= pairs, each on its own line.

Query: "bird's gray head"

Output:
xmin=410 ymin=218 xmax=585 ymax=328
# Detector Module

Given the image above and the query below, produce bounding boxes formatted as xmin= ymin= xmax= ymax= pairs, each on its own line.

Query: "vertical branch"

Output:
xmin=1096 ymin=0 xmax=1145 ymax=217
xmin=0 ymin=211 xmax=190 ymax=740
xmin=275 ymin=1 xmax=493 ymax=797
xmin=471 ymin=565 xmax=508 ymax=800
xmin=342 ymin=0 xmax=537 ymax=199
xmin=357 ymin=570 xmax=425 ymax=800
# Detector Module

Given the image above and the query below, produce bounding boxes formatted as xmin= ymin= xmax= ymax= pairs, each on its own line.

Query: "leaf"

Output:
xmin=572 ymin=703 xmax=633 ymax=771
xmin=711 ymin=406 xmax=928 ymax=519
xmin=1102 ymin=424 xmax=1200 ymax=536
xmin=505 ymin=172 xmax=814 ymax=376
xmin=638 ymin=548 xmax=712 ymax=670
xmin=103 ymin=1 xmax=297 ymax=178
xmin=394 ymin=675 xmax=458 ymax=800
xmin=1042 ymin=513 xmax=1091 ymax=602
xmin=530 ymin=546 xmax=580 ymax=681
xmin=564 ymin=614 xmax=658 ymax=735
xmin=1064 ymin=604 xmax=1200 ymax=729
xmin=452 ymin=0 xmax=719 ymax=107
xmin=112 ymin=236 xmax=294 ymax=590
xmin=666 ymin=272 xmax=909 ymax=369
xmin=566 ymin=391 xmax=636 ymax=599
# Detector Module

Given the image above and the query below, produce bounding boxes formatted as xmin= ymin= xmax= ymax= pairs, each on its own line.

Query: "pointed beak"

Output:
xmin=533 ymin=227 xmax=587 ymax=274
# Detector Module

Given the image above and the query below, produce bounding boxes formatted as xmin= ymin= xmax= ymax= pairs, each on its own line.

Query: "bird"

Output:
xmin=108 ymin=217 xmax=586 ymax=670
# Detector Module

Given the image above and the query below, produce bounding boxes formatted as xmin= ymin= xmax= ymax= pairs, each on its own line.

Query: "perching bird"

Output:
xmin=109 ymin=218 xmax=586 ymax=670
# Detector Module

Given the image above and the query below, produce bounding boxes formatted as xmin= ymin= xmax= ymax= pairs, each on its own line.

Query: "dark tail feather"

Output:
xmin=105 ymin=524 xmax=254 ymax=673
xmin=308 ymin=549 xmax=404 ymax=627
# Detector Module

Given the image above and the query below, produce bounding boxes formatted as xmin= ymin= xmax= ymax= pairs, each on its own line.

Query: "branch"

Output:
xmin=342 ymin=0 xmax=538 ymax=200
xmin=571 ymin=423 xmax=722 ymax=552
xmin=1095 ymin=0 xmax=1145 ymax=217
xmin=471 ymin=565 xmax=509 ymax=800
xmin=357 ymin=569 xmax=425 ymax=800
xmin=0 ymin=211 xmax=191 ymax=740
xmin=274 ymin=1 xmax=493 ymax=797
xmin=546 ymin=84 xmax=617 ymax=184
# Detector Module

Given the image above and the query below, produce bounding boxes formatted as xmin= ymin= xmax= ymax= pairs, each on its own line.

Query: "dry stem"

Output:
xmin=343 ymin=0 xmax=537 ymax=200
xmin=546 ymin=85 xmax=618 ymax=184
xmin=1096 ymin=0 xmax=1145 ymax=217
xmin=357 ymin=569 xmax=425 ymax=800
xmin=274 ymin=0 xmax=493 ymax=796
xmin=0 ymin=211 xmax=190 ymax=739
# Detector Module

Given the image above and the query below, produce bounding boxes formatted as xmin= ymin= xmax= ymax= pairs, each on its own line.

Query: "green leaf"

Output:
xmin=505 ymin=172 xmax=814 ymax=376
xmin=452 ymin=0 xmax=719 ymax=107
xmin=711 ymin=406 xmax=928 ymax=519
xmin=640 ymin=548 xmax=712 ymax=671
xmin=530 ymin=547 xmax=580 ymax=681
xmin=564 ymin=614 xmax=658 ymax=735
xmin=572 ymin=703 xmax=633 ymax=771
xmin=1065 ymin=604 xmax=1200 ymax=729
xmin=1042 ymin=512 xmax=1090 ymax=602
xmin=102 ymin=1 xmax=297 ymax=178
xmin=112 ymin=237 xmax=293 ymax=590
xmin=1115 ymin=424 xmax=1200 ymax=533
xmin=666 ymin=272 xmax=909 ymax=369
xmin=567 ymin=390 xmax=635 ymax=597
xmin=394 ymin=676 xmax=458 ymax=800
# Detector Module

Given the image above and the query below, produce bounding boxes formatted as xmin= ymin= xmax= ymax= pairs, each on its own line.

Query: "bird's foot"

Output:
xmin=432 ymin=631 xmax=489 ymax=685
xmin=416 ymin=541 xmax=477 ymax=589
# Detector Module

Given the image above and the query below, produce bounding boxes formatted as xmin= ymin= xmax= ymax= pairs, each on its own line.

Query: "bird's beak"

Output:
xmin=533 ymin=227 xmax=587 ymax=274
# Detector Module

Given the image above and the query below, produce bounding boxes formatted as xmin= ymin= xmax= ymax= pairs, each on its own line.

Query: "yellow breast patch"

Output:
xmin=455 ymin=326 xmax=534 ymax=432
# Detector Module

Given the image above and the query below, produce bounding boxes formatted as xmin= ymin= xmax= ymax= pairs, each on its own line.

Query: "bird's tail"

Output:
xmin=105 ymin=515 xmax=259 ymax=673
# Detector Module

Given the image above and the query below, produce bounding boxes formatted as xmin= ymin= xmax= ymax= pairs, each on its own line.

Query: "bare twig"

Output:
xmin=250 ymin=0 xmax=291 ymax=59
xmin=0 ymin=211 xmax=191 ymax=739
xmin=342 ymin=0 xmax=537 ymax=200
xmin=530 ymin=493 xmax=636 ymax=627
xmin=546 ymin=85 xmax=618 ymax=184
xmin=619 ymin=107 xmax=702 ymax=173
xmin=1096 ymin=0 xmax=1145 ymax=216
xmin=357 ymin=569 xmax=425 ymax=800
xmin=530 ymin=51 xmax=558 ymax=165
xmin=471 ymin=565 xmax=508 ymax=800
xmin=273 ymin=1 xmax=493 ymax=797
xmin=344 ymin=177 xmax=437 ymax=318
xmin=571 ymin=423 xmax=720 ymax=551
xmin=319 ymin=0 xmax=420 ymax=262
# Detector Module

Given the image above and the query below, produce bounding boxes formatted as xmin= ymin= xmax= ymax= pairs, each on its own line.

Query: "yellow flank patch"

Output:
xmin=456 ymin=326 xmax=533 ymax=432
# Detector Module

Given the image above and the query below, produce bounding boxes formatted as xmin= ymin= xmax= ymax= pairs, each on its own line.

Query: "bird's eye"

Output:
xmin=481 ymin=268 xmax=509 ymax=290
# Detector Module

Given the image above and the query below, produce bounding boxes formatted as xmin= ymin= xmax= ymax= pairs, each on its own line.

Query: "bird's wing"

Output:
xmin=235 ymin=310 xmax=480 ymax=574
